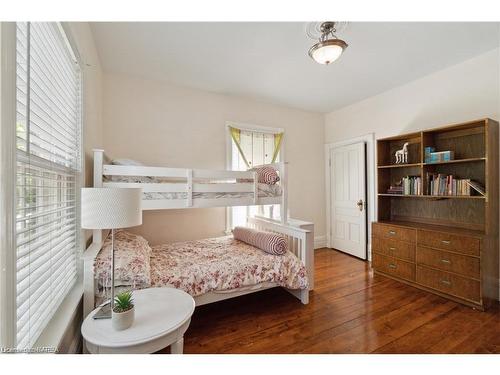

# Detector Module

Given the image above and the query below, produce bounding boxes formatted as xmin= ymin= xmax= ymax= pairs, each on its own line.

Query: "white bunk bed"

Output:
xmin=83 ymin=149 xmax=313 ymax=318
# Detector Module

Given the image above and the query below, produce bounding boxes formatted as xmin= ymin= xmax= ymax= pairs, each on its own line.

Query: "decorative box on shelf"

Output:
xmin=426 ymin=150 xmax=454 ymax=163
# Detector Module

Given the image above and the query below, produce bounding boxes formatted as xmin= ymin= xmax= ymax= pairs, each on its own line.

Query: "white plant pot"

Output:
xmin=112 ymin=306 xmax=135 ymax=331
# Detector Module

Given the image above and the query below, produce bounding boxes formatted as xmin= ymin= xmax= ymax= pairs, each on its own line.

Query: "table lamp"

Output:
xmin=81 ymin=187 xmax=142 ymax=318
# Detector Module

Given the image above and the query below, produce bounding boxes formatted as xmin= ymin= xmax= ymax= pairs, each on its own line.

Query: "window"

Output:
xmin=15 ymin=22 xmax=82 ymax=349
xmin=228 ymin=124 xmax=283 ymax=229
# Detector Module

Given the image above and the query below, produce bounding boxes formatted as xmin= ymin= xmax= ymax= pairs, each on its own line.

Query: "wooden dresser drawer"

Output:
xmin=372 ymin=237 xmax=415 ymax=262
xmin=372 ymin=223 xmax=416 ymax=243
xmin=373 ymin=253 xmax=415 ymax=281
xmin=416 ymin=246 xmax=480 ymax=279
xmin=417 ymin=230 xmax=480 ymax=256
xmin=416 ymin=265 xmax=480 ymax=302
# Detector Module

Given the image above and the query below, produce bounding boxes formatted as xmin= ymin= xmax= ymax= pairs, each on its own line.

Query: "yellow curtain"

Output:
xmin=271 ymin=132 xmax=283 ymax=163
xmin=229 ymin=126 xmax=251 ymax=168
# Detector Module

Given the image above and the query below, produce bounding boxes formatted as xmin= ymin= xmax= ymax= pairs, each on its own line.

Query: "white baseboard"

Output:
xmin=314 ymin=235 xmax=327 ymax=249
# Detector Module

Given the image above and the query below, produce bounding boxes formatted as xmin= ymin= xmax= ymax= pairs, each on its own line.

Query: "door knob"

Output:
xmin=356 ymin=199 xmax=364 ymax=211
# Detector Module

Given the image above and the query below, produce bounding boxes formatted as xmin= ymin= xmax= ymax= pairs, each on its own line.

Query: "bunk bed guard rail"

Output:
xmin=92 ymin=149 xmax=288 ymax=222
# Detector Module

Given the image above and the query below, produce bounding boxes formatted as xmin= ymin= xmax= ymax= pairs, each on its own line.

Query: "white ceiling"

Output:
xmin=90 ymin=22 xmax=499 ymax=113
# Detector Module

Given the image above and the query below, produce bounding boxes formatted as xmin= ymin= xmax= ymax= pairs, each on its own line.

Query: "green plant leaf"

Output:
xmin=113 ymin=291 xmax=134 ymax=312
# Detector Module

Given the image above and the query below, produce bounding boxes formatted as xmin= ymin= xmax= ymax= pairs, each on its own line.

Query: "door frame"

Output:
xmin=325 ymin=133 xmax=376 ymax=260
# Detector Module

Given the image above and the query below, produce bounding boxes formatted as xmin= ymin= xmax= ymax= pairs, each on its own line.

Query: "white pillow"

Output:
xmin=111 ymin=158 xmax=144 ymax=166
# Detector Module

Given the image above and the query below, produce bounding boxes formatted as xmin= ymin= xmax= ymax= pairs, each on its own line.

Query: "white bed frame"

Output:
xmin=83 ymin=149 xmax=313 ymax=318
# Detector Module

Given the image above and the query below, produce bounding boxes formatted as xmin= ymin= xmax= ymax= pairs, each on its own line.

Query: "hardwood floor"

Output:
xmin=164 ymin=249 xmax=500 ymax=354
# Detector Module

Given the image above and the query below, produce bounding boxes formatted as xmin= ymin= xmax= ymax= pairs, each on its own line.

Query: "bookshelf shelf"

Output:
xmin=378 ymin=163 xmax=422 ymax=169
xmin=423 ymin=157 xmax=486 ymax=166
xmin=378 ymin=194 xmax=423 ymax=198
xmin=378 ymin=193 xmax=486 ymax=200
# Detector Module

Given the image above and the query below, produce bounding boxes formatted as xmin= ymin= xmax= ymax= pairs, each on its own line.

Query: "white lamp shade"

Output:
xmin=81 ymin=188 xmax=143 ymax=229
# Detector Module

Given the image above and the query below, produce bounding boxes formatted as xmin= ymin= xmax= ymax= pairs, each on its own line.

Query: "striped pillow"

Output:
xmin=233 ymin=226 xmax=287 ymax=255
xmin=250 ymin=166 xmax=280 ymax=185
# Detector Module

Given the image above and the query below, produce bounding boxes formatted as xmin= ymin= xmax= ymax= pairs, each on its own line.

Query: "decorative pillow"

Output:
xmin=251 ymin=166 xmax=280 ymax=185
xmin=94 ymin=230 xmax=152 ymax=288
xmin=233 ymin=226 xmax=287 ymax=255
xmin=237 ymin=165 xmax=280 ymax=185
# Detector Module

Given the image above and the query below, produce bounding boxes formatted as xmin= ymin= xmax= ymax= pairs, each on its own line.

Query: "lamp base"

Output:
xmin=93 ymin=300 xmax=112 ymax=320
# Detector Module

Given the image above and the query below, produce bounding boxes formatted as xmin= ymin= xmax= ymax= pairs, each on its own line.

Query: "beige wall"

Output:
xmin=325 ymin=49 xmax=499 ymax=143
xmin=102 ymin=73 xmax=325 ymax=245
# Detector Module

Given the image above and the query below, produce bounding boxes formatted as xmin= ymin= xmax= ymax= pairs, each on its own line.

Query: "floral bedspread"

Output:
xmin=149 ymin=236 xmax=308 ymax=296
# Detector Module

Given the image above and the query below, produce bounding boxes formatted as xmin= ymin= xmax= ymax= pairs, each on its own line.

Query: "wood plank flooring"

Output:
xmin=161 ymin=248 xmax=500 ymax=354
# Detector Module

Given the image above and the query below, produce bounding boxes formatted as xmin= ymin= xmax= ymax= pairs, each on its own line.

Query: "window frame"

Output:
xmin=225 ymin=121 xmax=285 ymax=233
xmin=0 ymin=22 xmax=84 ymax=350
xmin=0 ymin=22 xmax=19 ymax=350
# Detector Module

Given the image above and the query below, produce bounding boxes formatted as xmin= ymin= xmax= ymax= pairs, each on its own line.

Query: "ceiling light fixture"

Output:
xmin=308 ymin=21 xmax=348 ymax=65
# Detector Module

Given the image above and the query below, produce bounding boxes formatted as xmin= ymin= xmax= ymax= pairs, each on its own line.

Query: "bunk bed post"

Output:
xmin=299 ymin=237 xmax=310 ymax=303
xmin=304 ymin=229 xmax=314 ymax=290
xmin=281 ymin=162 xmax=288 ymax=224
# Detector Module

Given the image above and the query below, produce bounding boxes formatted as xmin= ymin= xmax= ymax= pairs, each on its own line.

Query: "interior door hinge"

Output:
xmin=329 ymin=159 xmax=331 ymax=167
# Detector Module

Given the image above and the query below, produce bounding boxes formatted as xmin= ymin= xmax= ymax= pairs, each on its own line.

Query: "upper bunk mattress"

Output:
xmin=104 ymin=176 xmax=282 ymax=200
xmin=150 ymin=236 xmax=308 ymax=296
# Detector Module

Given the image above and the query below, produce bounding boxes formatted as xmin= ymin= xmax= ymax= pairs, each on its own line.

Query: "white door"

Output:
xmin=330 ymin=142 xmax=367 ymax=259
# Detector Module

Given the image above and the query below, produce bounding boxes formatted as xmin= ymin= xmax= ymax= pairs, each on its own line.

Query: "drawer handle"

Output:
xmin=388 ymin=230 xmax=396 ymax=236
xmin=388 ymin=264 xmax=397 ymax=269
xmin=440 ymin=259 xmax=451 ymax=264
xmin=441 ymin=240 xmax=451 ymax=245
xmin=440 ymin=280 xmax=451 ymax=286
xmin=389 ymin=247 xmax=396 ymax=251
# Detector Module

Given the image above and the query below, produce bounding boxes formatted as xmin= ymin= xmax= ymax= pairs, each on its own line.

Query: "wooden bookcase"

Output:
xmin=373 ymin=118 xmax=499 ymax=310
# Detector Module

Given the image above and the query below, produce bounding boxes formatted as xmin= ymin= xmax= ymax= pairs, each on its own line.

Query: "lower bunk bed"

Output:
xmin=83 ymin=217 xmax=314 ymax=318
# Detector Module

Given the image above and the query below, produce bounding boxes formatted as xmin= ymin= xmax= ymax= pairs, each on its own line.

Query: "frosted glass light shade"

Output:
xmin=309 ymin=39 xmax=348 ymax=65
xmin=81 ymin=188 xmax=142 ymax=229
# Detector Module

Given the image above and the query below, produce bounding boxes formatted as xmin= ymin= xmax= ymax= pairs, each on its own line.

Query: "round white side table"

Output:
xmin=82 ymin=287 xmax=195 ymax=354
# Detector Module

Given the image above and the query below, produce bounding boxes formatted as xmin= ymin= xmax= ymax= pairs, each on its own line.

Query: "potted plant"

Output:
xmin=112 ymin=291 xmax=135 ymax=331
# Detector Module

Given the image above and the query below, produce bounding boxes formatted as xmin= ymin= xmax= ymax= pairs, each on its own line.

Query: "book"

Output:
xmin=466 ymin=180 xmax=486 ymax=196
xmin=386 ymin=185 xmax=403 ymax=195
xmin=401 ymin=176 xmax=421 ymax=195
xmin=426 ymin=172 xmax=472 ymax=196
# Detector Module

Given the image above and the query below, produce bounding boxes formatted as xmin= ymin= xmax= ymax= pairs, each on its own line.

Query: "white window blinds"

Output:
xmin=15 ymin=22 xmax=82 ymax=349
